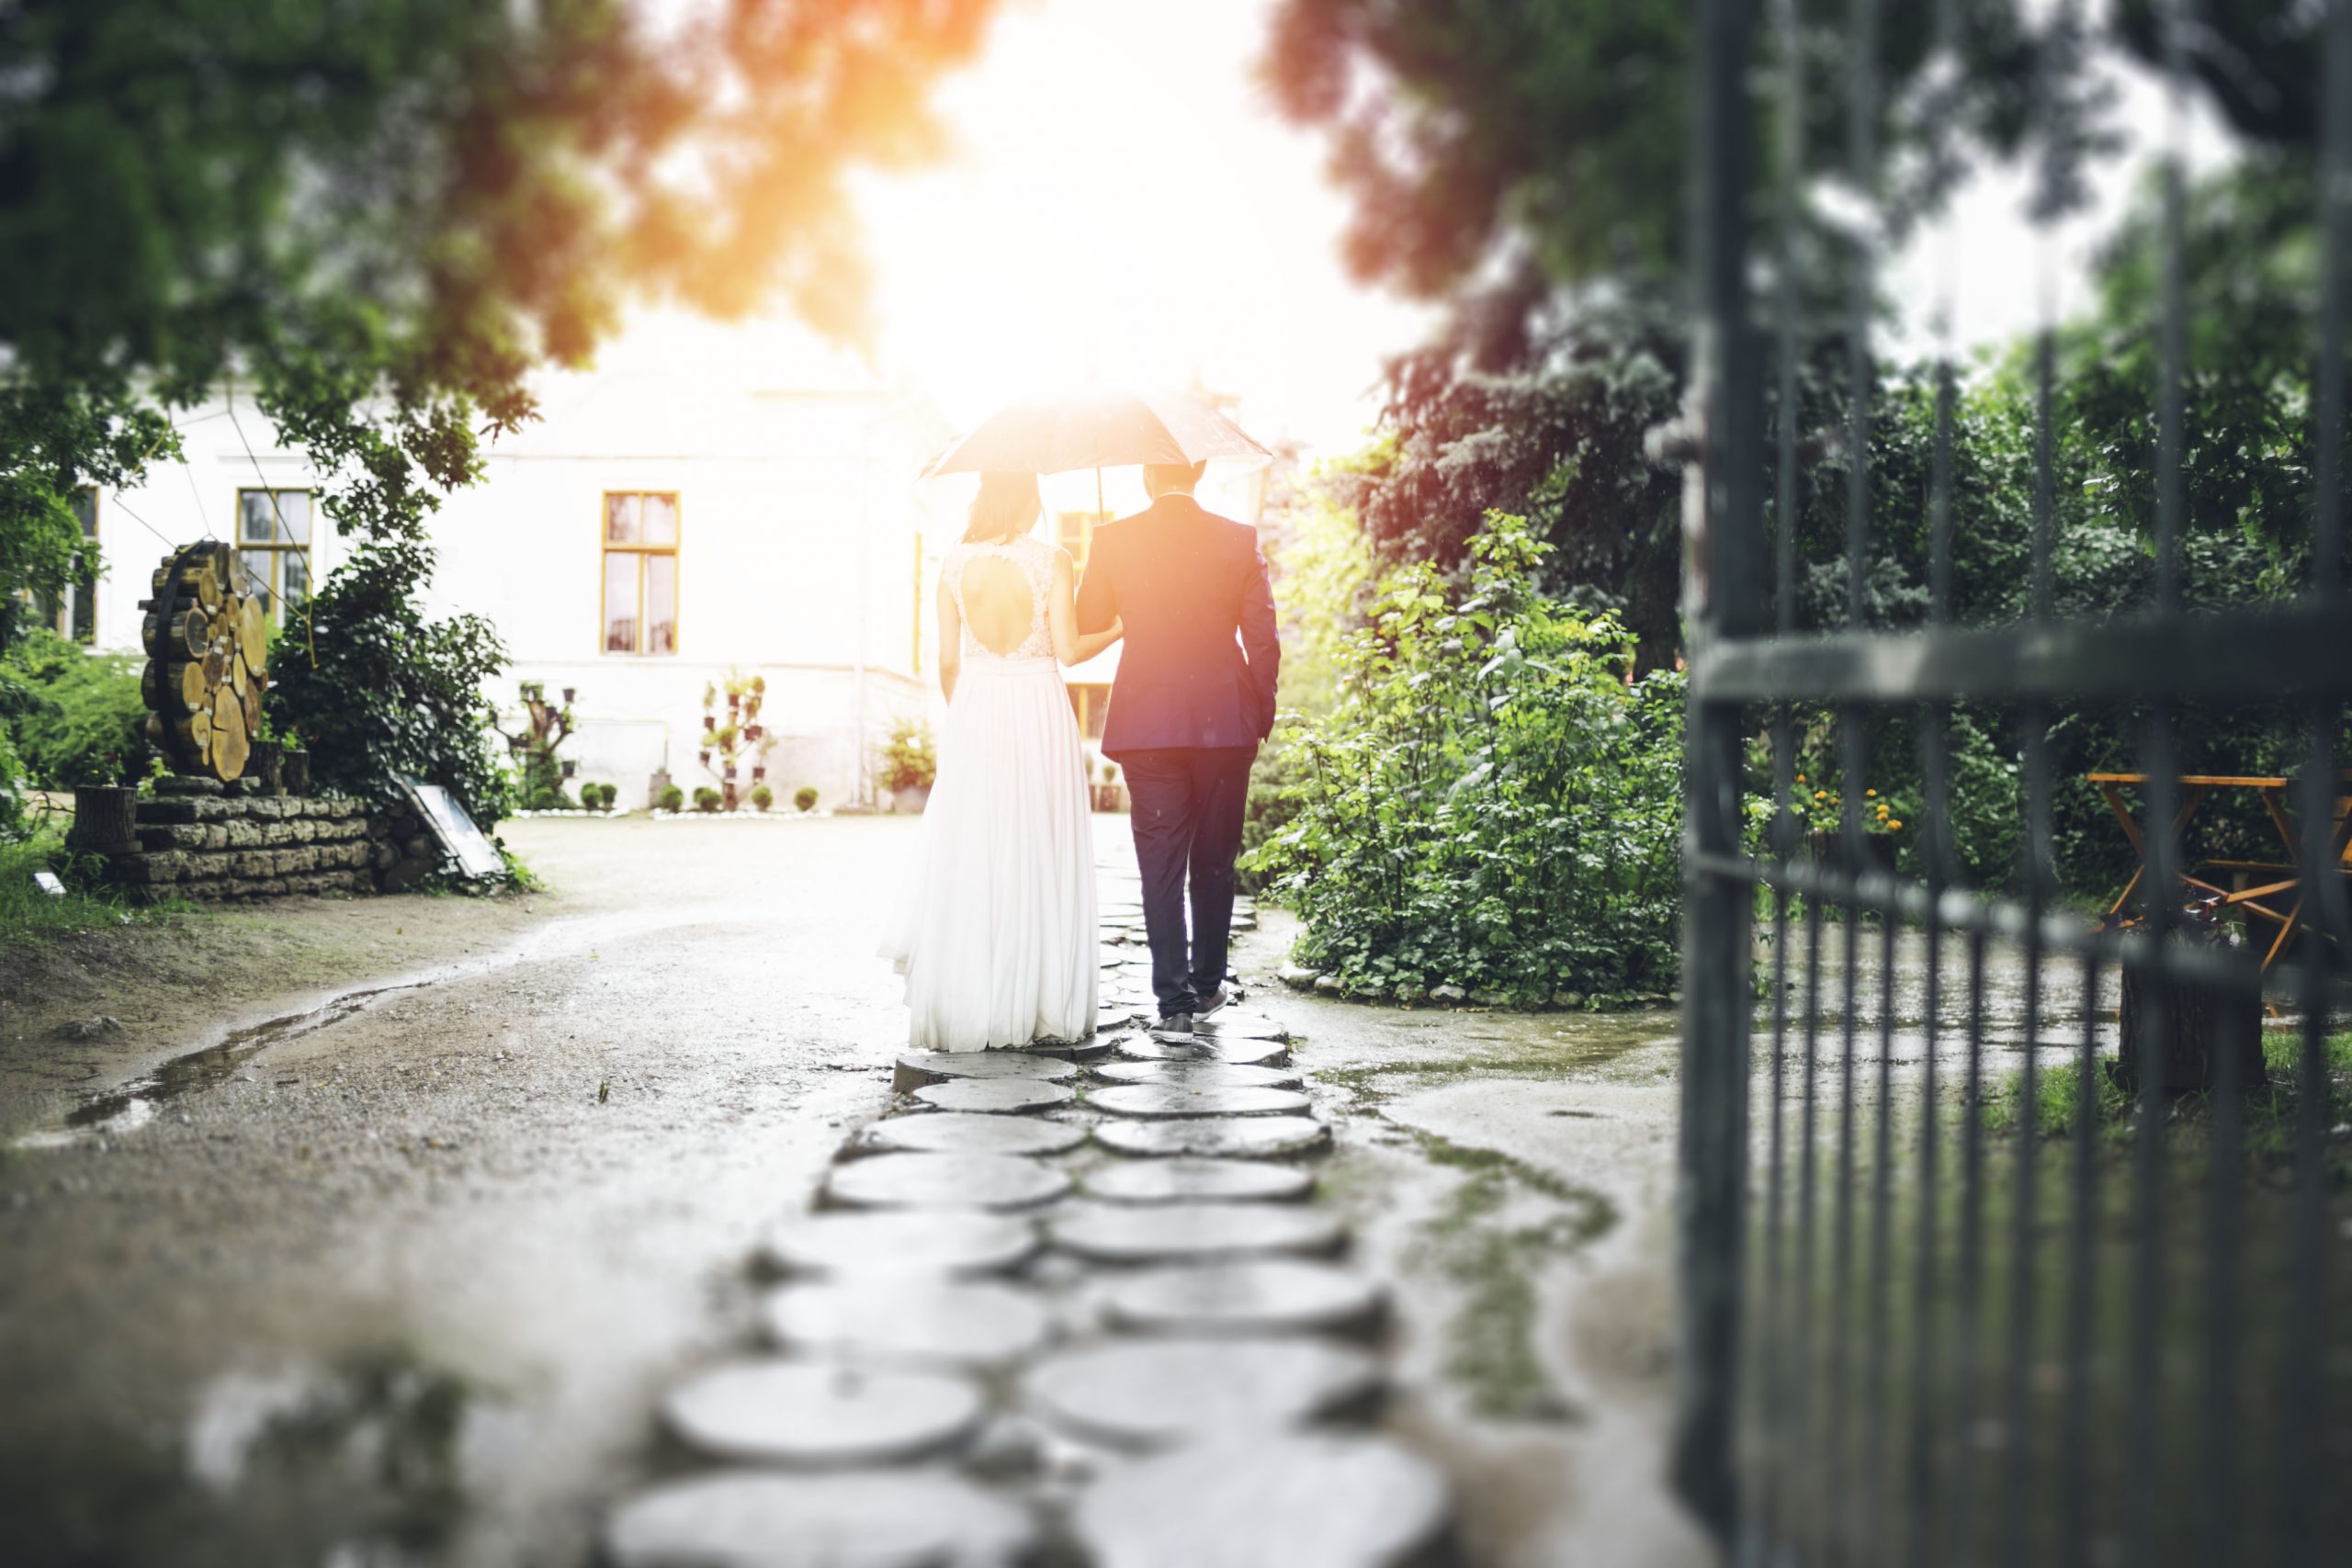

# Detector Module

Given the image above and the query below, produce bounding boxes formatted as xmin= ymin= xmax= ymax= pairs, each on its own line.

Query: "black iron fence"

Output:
xmin=1674 ymin=1 xmax=2352 ymax=1562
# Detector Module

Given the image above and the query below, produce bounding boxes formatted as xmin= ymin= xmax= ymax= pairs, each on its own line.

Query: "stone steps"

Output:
xmin=603 ymin=864 xmax=1456 ymax=1567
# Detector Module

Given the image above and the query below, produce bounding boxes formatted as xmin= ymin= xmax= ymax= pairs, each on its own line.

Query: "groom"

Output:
xmin=1077 ymin=459 xmax=1281 ymax=1034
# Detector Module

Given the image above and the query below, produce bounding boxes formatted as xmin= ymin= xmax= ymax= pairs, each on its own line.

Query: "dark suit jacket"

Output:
xmin=1075 ymin=493 xmax=1281 ymax=759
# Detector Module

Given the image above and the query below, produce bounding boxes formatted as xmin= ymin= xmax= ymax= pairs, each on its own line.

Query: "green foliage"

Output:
xmin=2 ymin=0 xmax=1001 ymax=614
xmin=578 ymin=781 xmax=615 ymax=811
xmin=1249 ymin=513 xmax=1684 ymax=1003
xmin=692 ymin=786 xmax=721 ymax=814
xmin=267 ymin=540 xmax=512 ymax=830
xmin=879 ymin=717 xmax=937 ymax=794
xmin=0 ymin=628 xmax=151 ymax=788
xmin=750 ymin=784 xmax=774 ymax=812
xmin=794 ymin=785 xmax=819 ymax=813
xmin=658 ymin=784 xmax=685 ymax=813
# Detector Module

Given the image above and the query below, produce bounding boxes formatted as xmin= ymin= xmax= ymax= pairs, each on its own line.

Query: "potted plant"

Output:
xmin=794 ymin=785 xmax=819 ymax=814
xmin=879 ymin=716 xmax=937 ymax=813
xmin=658 ymin=784 xmax=685 ymax=813
xmin=751 ymin=784 xmax=775 ymax=812
xmin=693 ymin=785 xmax=722 ymax=814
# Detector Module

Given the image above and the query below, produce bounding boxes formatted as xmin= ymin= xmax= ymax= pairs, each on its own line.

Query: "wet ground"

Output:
xmin=0 ymin=814 xmax=1711 ymax=1566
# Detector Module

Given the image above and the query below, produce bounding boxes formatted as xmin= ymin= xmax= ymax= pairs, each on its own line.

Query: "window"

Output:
xmin=1068 ymin=682 xmax=1110 ymax=741
xmin=236 ymin=489 xmax=312 ymax=621
xmin=1056 ymin=510 xmax=1105 ymax=572
xmin=39 ymin=489 xmax=100 ymax=643
xmin=602 ymin=491 xmax=680 ymax=655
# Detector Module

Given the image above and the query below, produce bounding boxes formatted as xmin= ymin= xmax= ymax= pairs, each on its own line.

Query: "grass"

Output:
xmin=1981 ymin=1028 xmax=2352 ymax=1168
xmin=1402 ymin=1128 xmax=1616 ymax=1422
xmin=0 ymin=829 xmax=198 ymax=948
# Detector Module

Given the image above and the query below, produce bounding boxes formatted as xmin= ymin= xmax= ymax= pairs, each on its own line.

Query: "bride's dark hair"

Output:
xmin=963 ymin=470 xmax=1042 ymax=544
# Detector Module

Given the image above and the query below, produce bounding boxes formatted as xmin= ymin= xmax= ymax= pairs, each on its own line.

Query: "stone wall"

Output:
xmin=101 ymin=786 xmax=377 ymax=901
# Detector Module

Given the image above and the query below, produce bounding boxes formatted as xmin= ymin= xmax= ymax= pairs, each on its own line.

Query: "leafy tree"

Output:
xmin=0 ymin=627 xmax=150 ymax=789
xmin=0 ymin=0 xmax=999 ymax=821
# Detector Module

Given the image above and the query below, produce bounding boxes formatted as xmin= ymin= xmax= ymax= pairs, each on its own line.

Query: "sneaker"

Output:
xmin=1150 ymin=1012 xmax=1195 ymax=1040
xmin=1193 ymin=987 xmax=1231 ymax=1019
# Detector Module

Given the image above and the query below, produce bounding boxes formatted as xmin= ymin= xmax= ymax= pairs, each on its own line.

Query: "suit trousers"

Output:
xmin=1116 ymin=746 xmax=1257 ymax=1018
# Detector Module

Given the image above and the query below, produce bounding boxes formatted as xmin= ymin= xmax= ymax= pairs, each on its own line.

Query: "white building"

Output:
xmin=51 ymin=315 xmax=1268 ymax=813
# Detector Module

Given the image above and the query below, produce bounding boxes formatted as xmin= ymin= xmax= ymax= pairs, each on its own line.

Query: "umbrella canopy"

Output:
xmin=924 ymin=387 xmax=1270 ymax=478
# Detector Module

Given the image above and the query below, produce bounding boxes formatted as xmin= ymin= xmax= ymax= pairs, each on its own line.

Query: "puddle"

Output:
xmin=19 ymin=895 xmax=801 ymax=1149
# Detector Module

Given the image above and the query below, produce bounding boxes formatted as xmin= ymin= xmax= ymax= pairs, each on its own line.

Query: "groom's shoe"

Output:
xmin=1193 ymin=987 xmax=1231 ymax=1019
xmin=1150 ymin=1011 xmax=1195 ymax=1040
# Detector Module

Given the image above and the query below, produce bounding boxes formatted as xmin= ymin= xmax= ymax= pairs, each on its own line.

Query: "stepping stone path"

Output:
xmin=1050 ymin=1201 xmax=1345 ymax=1265
xmin=893 ymin=1049 xmax=1078 ymax=1092
xmin=662 ymin=1359 xmax=984 ymax=1465
xmin=605 ymin=1472 xmax=1036 ymax=1568
xmin=911 ymin=1077 xmax=1078 ymax=1114
xmin=756 ymin=1210 xmax=1040 ymax=1278
xmin=1114 ymin=1031 xmax=1291 ymax=1066
xmin=1083 ymin=1156 xmax=1316 ymax=1204
xmin=825 ymin=1152 xmax=1070 ymax=1211
xmin=1095 ymin=1058 xmax=1304 ymax=1089
xmin=1025 ymin=1337 xmax=1381 ymax=1450
xmin=1105 ymin=1258 xmax=1389 ymax=1337
xmin=1094 ymin=1114 xmax=1333 ymax=1159
xmin=1074 ymin=1434 xmax=1452 ymax=1568
xmin=606 ymin=856 xmax=1453 ymax=1563
xmin=1091 ymin=1082 xmax=1313 ymax=1119
xmin=855 ymin=1111 xmax=1087 ymax=1157
xmin=761 ymin=1279 xmax=1052 ymax=1370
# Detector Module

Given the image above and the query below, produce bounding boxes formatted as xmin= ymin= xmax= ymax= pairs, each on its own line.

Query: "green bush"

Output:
xmin=658 ymin=784 xmax=684 ymax=813
xmin=0 ymin=627 xmax=150 ymax=788
xmin=267 ymin=539 xmax=513 ymax=832
xmin=750 ymin=783 xmax=774 ymax=811
xmin=1248 ymin=512 xmax=1683 ymax=1004
xmin=693 ymin=785 xmax=721 ymax=813
xmin=794 ymin=785 xmax=819 ymax=813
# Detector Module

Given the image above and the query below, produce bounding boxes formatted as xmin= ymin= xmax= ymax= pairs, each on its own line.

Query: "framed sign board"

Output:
xmin=399 ymin=778 xmax=506 ymax=880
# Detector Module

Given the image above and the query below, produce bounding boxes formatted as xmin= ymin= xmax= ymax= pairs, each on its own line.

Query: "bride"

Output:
xmin=880 ymin=470 xmax=1123 ymax=1050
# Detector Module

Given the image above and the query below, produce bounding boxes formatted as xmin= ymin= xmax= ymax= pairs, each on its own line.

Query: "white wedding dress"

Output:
xmin=879 ymin=535 xmax=1099 ymax=1050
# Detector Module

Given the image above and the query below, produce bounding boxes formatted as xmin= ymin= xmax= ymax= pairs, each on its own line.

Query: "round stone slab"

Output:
xmin=1092 ymin=1083 xmax=1312 ymax=1120
xmin=1025 ymin=1337 xmax=1380 ymax=1450
xmin=858 ymin=1112 xmax=1086 ymax=1157
xmin=1050 ymin=1201 xmax=1344 ymax=1265
xmin=894 ymin=1050 xmax=1078 ymax=1093
xmin=1073 ymin=1434 xmax=1449 ymax=1568
xmin=1105 ymin=1259 xmax=1386 ymax=1337
xmin=1095 ymin=1115 xmax=1330 ymax=1160
xmin=1193 ymin=1011 xmax=1291 ymax=1043
xmin=605 ymin=1471 xmax=1035 ymax=1568
xmin=1084 ymin=1156 xmax=1316 ymax=1205
xmin=661 ymin=1359 xmax=982 ymax=1466
xmin=826 ymin=1152 xmax=1070 ymax=1212
xmin=754 ymin=1209 xmax=1039 ymax=1278
xmin=1114 ymin=1032 xmax=1290 ymax=1067
xmin=1094 ymin=1058 xmax=1302 ymax=1089
xmin=912 ymin=1077 xmax=1078 ymax=1114
xmin=760 ymin=1279 xmax=1052 ymax=1370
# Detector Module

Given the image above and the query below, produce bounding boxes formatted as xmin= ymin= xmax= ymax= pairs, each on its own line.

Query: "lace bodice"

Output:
xmin=943 ymin=536 xmax=1056 ymax=661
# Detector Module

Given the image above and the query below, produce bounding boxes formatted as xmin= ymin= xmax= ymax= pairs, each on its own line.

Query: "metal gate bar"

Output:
xmin=1676 ymin=0 xmax=2352 ymax=1562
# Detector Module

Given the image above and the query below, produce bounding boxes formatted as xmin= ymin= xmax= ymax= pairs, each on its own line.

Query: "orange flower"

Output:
xmin=1888 ymin=818 xmax=1904 ymax=829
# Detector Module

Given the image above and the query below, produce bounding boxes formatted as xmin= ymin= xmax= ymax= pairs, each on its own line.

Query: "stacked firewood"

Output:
xmin=137 ymin=543 xmax=267 ymax=783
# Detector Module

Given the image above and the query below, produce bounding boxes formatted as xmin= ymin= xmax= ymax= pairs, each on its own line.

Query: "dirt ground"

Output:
xmin=0 ymin=813 xmax=1712 ymax=1567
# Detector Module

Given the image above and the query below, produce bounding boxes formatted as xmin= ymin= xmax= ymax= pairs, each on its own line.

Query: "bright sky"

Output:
xmin=848 ymin=0 xmax=1432 ymax=460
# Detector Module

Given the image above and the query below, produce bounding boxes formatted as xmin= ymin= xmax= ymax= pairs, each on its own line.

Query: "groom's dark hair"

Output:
xmin=1142 ymin=458 xmax=1208 ymax=497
